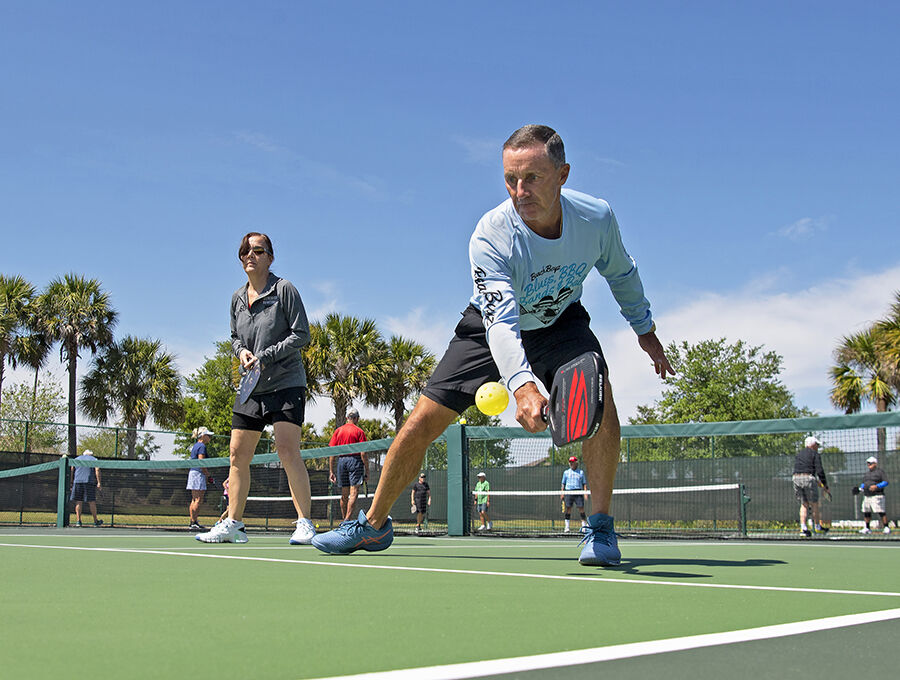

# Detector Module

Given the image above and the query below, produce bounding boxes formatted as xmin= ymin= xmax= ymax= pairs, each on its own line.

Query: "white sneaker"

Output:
xmin=196 ymin=518 xmax=248 ymax=543
xmin=564 ymin=525 xmax=571 ymax=533
xmin=477 ymin=524 xmax=485 ymax=531
xmin=884 ymin=526 xmax=891 ymax=534
xmin=290 ymin=518 xmax=316 ymax=545
xmin=860 ymin=527 xmax=871 ymax=534
xmin=486 ymin=522 xmax=492 ymax=530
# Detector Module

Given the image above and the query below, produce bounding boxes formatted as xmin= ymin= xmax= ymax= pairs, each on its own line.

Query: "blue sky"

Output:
xmin=2 ymin=2 xmax=898 ymax=431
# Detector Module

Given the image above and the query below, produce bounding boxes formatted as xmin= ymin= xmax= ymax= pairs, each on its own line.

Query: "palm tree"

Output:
xmin=304 ymin=313 xmax=387 ymax=426
xmin=874 ymin=291 xmax=900 ymax=374
xmin=10 ymin=301 xmax=55 ymax=426
xmin=81 ymin=336 xmax=183 ymax=458
xmin=830 ymin=328 xmax=898 ymax=452
xmin=39 ymin=274 xmax=118 ymax=456
xmin=379 ymin=335 xmax=436 ymax=432
xmin=0 ymin=275 xmax=36 ymax=414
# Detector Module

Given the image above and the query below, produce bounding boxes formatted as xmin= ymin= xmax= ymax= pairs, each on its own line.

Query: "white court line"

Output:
xmin=306 ymin=608 xmax=900 ymax=680
xmin=1 ymin=542 xmax=899 ymax=598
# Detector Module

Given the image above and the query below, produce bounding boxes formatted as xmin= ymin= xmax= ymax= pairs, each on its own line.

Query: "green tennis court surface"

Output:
xmin=3 ymin=529 xmax=899 ymax=679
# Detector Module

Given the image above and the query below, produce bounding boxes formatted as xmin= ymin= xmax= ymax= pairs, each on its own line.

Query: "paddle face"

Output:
xmin=544 ymin=352 xmax=605 ymax=447
xmin=237 ymin=362 xmax=261 ymax=404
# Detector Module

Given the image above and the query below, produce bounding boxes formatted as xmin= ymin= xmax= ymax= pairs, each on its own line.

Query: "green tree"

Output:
xmin=830 ymin=297 xmax=900 ymax=451
xmin=176 ymin=341 xmax=237 ymax=457
xmin=0 ymin=377 xmax=66 ymax=453
xmin=630 ymin=338 xmax=812 ymax=459
xmin=9 ymin=300 xmax=54 ymax=423
xmin=875 ymin=291 xmax=900 ymax=370
xmin=0 ymin=274 xmax=36 ymax=414
xmin=78 ymin=427 xmax=159 ymax=460
xmin=304 ymin=313 xmax=387 ymax=426
xmin=378 ymin=336 xmax=436 ymax=432
xmin=81 ymin=336 xmax=183 ymax=458
xmin=38 ymin=274 xmax=118 ymax=456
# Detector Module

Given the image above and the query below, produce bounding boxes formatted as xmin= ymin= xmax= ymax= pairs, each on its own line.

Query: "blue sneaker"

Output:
xmin=311 ymin=510 xmax=393 ymax=554
xmin=578 ymin=512 xmax=621 ymax=566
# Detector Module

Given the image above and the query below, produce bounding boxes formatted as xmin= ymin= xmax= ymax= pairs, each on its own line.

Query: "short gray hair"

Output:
xmin=503 ymin=124 xmax=566 ymax=168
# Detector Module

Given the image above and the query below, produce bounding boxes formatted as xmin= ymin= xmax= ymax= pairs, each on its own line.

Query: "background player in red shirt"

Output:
xmin=329 ymin=408 xmax=369 ymax=520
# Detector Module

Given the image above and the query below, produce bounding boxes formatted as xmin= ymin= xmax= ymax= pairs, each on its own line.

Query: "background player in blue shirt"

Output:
xmin=560 ymin=455 xmax=588 ymax=533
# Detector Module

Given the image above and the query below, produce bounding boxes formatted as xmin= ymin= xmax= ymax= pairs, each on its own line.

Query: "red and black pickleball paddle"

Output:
xmin=542 ymin=351 xmax=605 ymax=447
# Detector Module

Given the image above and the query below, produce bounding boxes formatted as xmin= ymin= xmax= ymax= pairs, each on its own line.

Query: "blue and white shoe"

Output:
xmin=311 ymin=510 xmax=393 ymax=554
xmin=578 ymin=512 xmax=621 ymax=566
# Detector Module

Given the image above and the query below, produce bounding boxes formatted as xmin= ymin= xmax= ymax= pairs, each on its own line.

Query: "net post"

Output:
xmin=739 ymin=484 xmax=751 ymax=536
xmin=446 ymin=424 xmax=467 ymax=536
xmin=56 ymin=456 xmax=68 ymax=528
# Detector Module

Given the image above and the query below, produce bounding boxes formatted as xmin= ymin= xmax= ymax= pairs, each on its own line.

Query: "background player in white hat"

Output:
xmin=858 ymin=456 xmax=891 ymax=534
xmin=792 ymin=435 xmax=829 ymax=536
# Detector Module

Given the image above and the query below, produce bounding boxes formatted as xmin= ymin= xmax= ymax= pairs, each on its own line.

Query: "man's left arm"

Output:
xmin=595 ymin=210 xmax=675 ymax=379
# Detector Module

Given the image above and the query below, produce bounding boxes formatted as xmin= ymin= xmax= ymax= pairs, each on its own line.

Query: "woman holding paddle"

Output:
xmin=196 ymin=232 xmax=315 ymax=545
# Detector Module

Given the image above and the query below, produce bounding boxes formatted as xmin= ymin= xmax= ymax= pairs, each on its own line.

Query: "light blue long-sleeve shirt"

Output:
xmin=469 ymin=188 xmax=653 ymax=394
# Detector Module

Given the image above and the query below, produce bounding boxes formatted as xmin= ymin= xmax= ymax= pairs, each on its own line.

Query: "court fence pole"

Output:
xmin=739 ymin=484 xmax=751 ymax=536
xmin=56 ymin=456 xmax=67 ymax=528
xmin=446 ymin=424 xmax=467 ymax=536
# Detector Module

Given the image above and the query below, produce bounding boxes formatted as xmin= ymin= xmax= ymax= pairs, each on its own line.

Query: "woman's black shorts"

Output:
xmin=232 ymin=386 xmax=306 ymax=432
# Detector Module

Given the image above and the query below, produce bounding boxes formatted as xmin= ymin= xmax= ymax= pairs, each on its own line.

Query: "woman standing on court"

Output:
xmin=196 ymin=232 xmax=316 ymax=545
xmin=187 ymin=426 xmax=214 ymax=531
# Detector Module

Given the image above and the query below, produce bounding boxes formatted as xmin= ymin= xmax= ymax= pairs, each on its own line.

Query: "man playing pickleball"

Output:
xmin=313 ymin=124 xmax=674 ymax=565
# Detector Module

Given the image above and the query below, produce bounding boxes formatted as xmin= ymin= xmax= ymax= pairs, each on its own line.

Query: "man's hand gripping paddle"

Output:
xmin=542 ymin=351 xmax=605 ymax=447
xmin=237 ymin=361 xmax=261 ymax=405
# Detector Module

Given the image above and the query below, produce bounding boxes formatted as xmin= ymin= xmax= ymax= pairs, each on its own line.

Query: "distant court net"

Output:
xmin=468 ymin=484 xmax=747 ymax=536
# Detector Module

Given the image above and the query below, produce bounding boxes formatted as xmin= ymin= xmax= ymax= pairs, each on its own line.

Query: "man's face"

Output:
xmin=569 ymin=460 xmax=577 ymax=469
xmin=502 ymin=144 xmax=569 ymax=234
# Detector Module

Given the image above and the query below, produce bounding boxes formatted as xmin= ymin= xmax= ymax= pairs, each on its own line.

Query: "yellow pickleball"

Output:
xmin=475 ymin=382 xmax=509 ymax=416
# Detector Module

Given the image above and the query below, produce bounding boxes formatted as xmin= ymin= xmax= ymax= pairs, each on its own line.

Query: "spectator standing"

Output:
xmin=70 ymin=449 xmax=102 ymax=527
xmin=187 ymin=426 xmax=213 ymax=530
xmin=329 ymin=408 xmax=369 ymax=520
xmin=858 ymin=456 xmax=890 ymax=534
xmin=560 ymin=455 xmax=588 ymax=532
xmin=792 ymin=436 xmax=830 ymax=536
xmin=474 ymin=472 xmax=491 ymax=531
xmin=410 ymin=472 xmax=431 ymax=534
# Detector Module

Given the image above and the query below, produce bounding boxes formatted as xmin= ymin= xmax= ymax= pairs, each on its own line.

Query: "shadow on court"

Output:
xmin=571 ymin=556 xmax=787 ymax=579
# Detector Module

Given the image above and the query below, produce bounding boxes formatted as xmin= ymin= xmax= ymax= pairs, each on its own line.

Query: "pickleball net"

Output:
xmin=467 ymin=484 xmax=748 ymax=536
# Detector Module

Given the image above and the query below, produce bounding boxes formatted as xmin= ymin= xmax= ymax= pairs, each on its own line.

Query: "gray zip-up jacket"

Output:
xmin=230 ymin=273 xmax=310 ymax=395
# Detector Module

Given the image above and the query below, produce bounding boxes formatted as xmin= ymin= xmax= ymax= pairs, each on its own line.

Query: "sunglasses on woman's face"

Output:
xmin=244 ymin=246 xmax=269 ymax=258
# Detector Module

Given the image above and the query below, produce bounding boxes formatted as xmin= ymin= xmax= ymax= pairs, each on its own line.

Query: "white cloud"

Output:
xmin=307 ymin=280 xmax=343 ymax=322
xmin=382 ymin=306 xmax=452 ymax=356
xmin=777 ymin=215 xmax=831 ymax=240
xmin=590 ymin=264 xmax=900 ymax=422
xmin=453 ymin=135 xmax=501 ymax=165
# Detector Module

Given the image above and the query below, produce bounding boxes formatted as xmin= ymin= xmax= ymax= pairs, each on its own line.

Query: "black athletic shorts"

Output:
xmin=232 ymin=386 xmax=306 ymax=432
xmin=564 ymin=493 xmax=586 ymax=508
xmin=422 ymin=301 xmax=605 ymax=414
